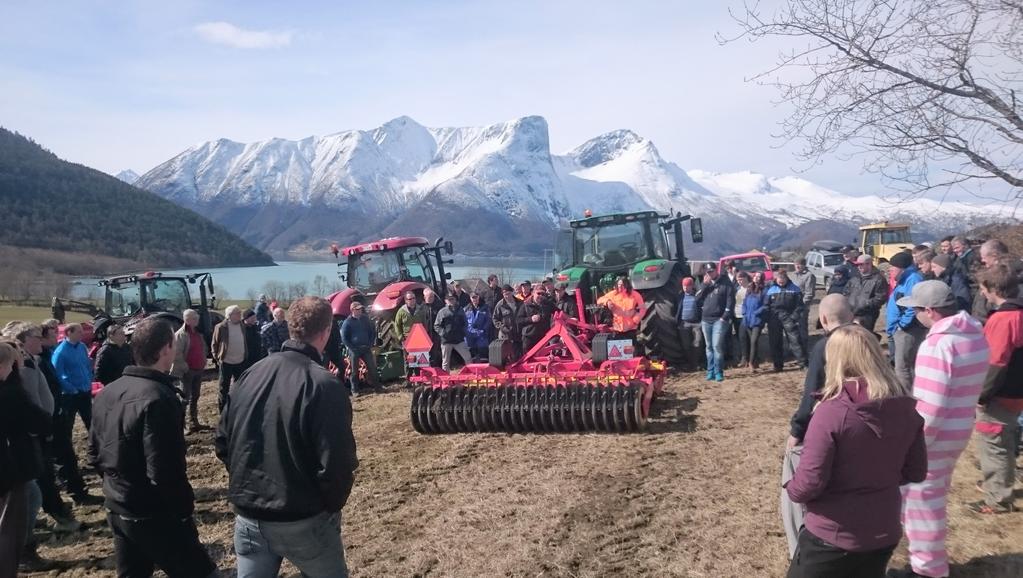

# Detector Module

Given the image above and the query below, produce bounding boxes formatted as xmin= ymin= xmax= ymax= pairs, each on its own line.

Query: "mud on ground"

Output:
xmin=27 ymin=364 xmax=1023 ymax=577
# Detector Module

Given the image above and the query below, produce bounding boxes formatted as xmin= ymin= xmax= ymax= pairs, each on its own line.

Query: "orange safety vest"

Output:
xmin=597 ymin=290 xmax=646 ymax=333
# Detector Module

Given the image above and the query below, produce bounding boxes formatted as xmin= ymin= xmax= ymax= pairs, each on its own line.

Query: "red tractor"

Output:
xmin=328 ymin=237 xmax=453 ymax=378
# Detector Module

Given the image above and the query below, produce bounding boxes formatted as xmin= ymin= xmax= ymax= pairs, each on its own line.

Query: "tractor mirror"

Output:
xmin=443 ymin=240 xmax=454 ymax=255
xmin=690 ymin=218 xmax=704 ymax=244
xmin=445 ymin=272 xmax=452 ymax=280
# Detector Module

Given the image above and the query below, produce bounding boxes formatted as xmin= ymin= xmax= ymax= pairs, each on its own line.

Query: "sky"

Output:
xmin=0 ymin=0 xmax=978 ymax=198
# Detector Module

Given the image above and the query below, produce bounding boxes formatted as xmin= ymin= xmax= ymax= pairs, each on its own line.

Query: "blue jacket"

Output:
xmin=676 ymin=292 xmax=701 ymax=324
xmin=465 ymin=306 xmax=491 ymax=349
xmin=765 ymin=281 xmax=803 ymax=316
xmin=340 ymin=315 xmax=377 ymax=351
xmin=886 ymin=266 xmax=924 ymax=335
xmin=741 ymin=291 xmax=767 ymax=329
xmin=51 ymin=340 xmax=93 ymax=395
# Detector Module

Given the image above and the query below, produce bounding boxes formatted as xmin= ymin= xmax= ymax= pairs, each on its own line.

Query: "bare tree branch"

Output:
xmin=725 ymin=0 xmax=1023 ymax=199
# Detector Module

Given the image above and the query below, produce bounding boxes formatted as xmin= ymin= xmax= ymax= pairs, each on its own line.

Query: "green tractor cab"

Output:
xmin=554 ymin=210 xmax=703 ymax=365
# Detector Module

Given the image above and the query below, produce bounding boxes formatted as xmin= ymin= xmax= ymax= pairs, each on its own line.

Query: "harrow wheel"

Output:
xmin=409 ymin=379 xmax=655 ymax=434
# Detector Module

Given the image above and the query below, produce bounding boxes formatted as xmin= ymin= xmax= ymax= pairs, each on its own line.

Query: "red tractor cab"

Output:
xmin=718 ymin=252 xmax=775 ymax=282
xmin=328 ymin=237 xmax=454 ymax=376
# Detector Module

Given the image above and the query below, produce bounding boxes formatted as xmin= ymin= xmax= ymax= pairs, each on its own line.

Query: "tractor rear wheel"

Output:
xmin=375 ymin=311 xmax=399 ymax=353
xmin=638 ymin=267 xmax=686 ymax=366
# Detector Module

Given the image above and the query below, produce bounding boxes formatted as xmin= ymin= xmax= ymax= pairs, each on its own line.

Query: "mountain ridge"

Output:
xmin=134 ymin=116 xmax=1014 ymax=257
xmin=0 ymin=128 xmax=274 ymax=274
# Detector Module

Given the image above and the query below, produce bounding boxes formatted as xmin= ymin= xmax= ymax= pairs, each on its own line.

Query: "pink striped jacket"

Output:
xmin=912 ymin=311 xmax=989 ymax=476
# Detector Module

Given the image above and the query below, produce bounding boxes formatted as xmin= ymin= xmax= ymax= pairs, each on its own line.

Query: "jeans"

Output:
xmin=108 ymin=513 xmax=216 ymax=578
xmin=347 ymin=348 xmax=378 ymax=392
xmin=55 ymin=392 xmax=91 ymax=495
xmin=235 ymin=512 xmax=348 ymax=578
xmin=218 ymin=362 xmax=246 ymax=413
xmin=701 ymin=319 xmax=726 ymax=375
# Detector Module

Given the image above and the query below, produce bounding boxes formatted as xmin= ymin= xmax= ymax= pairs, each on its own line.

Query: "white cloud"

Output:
xmin=193 ymin=21 xmax=293 ymax=49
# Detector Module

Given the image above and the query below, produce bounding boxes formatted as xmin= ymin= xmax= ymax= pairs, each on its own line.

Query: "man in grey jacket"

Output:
xmin=791 ymin=259 xmax=816 ymax=357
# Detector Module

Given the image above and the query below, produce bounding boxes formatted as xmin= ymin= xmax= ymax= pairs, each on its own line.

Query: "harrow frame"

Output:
xmin=409 ymin=312 xmax=665 ymax=434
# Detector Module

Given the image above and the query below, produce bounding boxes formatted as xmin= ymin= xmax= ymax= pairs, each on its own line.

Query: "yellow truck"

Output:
xmin=859 ymin=222 xmax=913 ymax=263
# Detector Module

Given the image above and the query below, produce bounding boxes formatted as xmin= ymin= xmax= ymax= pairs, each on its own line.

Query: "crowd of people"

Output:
xmin=779 ymin=236 xmax=1023 ymax=578
xmin=2 ymin=233 xmax=1021 ymax=577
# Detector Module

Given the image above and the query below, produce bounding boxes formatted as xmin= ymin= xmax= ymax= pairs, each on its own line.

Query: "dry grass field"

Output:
xmin=23 ymin=358 xmax=1023 ymax=577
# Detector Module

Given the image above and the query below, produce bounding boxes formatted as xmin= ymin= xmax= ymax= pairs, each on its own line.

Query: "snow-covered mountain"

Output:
xmin=114 ymin=169 xmax=139 ymax=185
xmin=135 ymin=116 xmax=1013 ymax=256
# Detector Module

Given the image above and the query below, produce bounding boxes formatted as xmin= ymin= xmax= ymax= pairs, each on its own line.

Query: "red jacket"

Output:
xmin=980 ymin=299 xmax=1023 ymax=405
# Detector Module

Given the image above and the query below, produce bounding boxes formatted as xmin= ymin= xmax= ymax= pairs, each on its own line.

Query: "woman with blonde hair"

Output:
xmin=785 ymin=324 xmax=927 ymax=578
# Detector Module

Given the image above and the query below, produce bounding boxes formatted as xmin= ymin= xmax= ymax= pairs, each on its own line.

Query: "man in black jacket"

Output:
xmin=217 ymin=297 xmax=357 ymax=578
xmin=89 ymin=318 xmax=215 ymax=578
xmin=517 ymin=287 xmax=553 ymax=354
xmin=696 ymin=268 xmax=735 ymax=381
xmin=434 ymin=293 xmax=471 ymax=371
xmin=844 ymin=255 xmax=888 ymax=331
xmin=0 ymin=341 xmax=53 ymax=576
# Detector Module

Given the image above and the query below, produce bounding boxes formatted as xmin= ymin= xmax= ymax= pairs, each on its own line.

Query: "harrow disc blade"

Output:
xmin=610 ymin=385 xmax=624 ymax=433
xmin=452 ymin=387 xmax=467 ymax=433
xmin=632 ymin=381 xmax=648 ymax=431
xmin=622 ymin=384 xmax=636 ymax=432
xmin=423 ymin=387 xmax=439 ymax=434
xmin=410 ymin=387 xmax=426 ymax=434
xmin=537 ymin=387 xmax=550 ymax=433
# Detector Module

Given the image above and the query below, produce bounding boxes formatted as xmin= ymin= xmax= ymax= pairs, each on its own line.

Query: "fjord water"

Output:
xmin=72 ymin=259 xmax=549 ymax=301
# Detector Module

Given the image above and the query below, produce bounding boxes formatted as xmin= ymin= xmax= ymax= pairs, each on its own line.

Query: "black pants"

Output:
xmin=217 ymin=362 xmax=246 ymax=413
xmin=769 ymin=312 xmax=806 ymax=369
xmin=797 ymin=306 xmax=810 ymax=359
xmin=38 ymin=439 xmax=68 ymax=518
xmin=54 ymin=392 xmax=91 ymax=495
xmin=854 ymin=313 xmax=879 ymax=333
xmin=787 ymin=529 xmax=895 ymax=578
xmin=740 ymin=325 xmax=763 ymax=368
xmin=108 ymin=513 xmax=215 ymax=578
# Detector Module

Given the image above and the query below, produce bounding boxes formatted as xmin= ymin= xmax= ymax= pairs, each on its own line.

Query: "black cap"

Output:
xmin=890 ymin=251 xmax=913 ymax=269
xmin=501 ymin=284 xmax=515 ymax=292
xmin=242 ymin=308 xmax=256 ymax=319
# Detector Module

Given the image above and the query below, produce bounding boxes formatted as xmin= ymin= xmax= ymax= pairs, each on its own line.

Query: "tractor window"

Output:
xmin=350 ymin=252 xmax=402 ymax=293
xmin=881 ymin=229 xmax=911 ymax=244
xmin=147 ymin=280 xmax=191 ymax=315
xmin=651 ymin=226 xmax=669 ymax=259
xmin=864 ymin=230 xmax=881 ymax=250
xmin=106 ymin=283 xmax=143 ymax=318
xmin=575 ymin=222 xmax=648 ymax=268
xmin=399 ymin=247 xmax=433 ymax=285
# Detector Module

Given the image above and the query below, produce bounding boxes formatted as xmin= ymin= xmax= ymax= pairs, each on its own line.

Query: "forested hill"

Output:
xmin=0 ymin=128 xmax=274 ymax=271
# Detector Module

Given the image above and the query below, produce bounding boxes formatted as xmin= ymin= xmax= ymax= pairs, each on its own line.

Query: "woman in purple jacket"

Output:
xmin=785 ymin=324 xmax=927 ymax=578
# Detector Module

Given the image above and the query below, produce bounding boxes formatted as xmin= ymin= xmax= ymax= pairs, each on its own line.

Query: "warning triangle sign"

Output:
xmin=417 ymin=353 xmax=429 ymax=365
xmin=608 ymin=345 xmax=621 ymax=358
xmin=404 ymin=323 xmax=433 ymax=352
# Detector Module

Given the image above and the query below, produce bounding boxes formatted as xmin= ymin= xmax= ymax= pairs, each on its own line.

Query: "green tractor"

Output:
xmin=553 ymin=210 xmax=703 ymax=365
